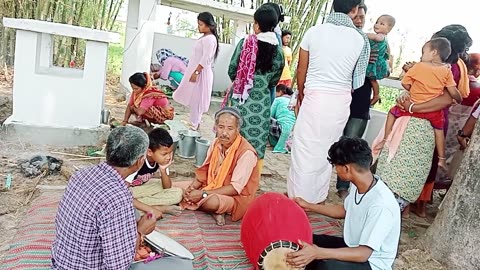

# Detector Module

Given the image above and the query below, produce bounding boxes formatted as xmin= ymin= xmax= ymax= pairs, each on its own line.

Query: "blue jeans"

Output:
xmin=336 ymin=118 xmax=368 ymax=191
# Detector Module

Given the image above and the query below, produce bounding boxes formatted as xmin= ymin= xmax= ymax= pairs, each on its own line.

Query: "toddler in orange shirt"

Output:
xmin=380 ymin=38 xmax=462 ymax=170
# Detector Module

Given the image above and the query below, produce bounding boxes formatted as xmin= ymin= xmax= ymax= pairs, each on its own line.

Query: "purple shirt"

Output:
xmin=51 ymin=162 xmax=137 ymax=269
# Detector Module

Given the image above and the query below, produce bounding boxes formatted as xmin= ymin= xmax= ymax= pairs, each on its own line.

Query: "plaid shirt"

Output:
xmin=51 ymin=162 xmax=137 ymax=270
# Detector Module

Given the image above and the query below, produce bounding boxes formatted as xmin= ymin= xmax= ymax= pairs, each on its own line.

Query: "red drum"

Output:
xmin=241 ymin=192 xmax=312 ymax=270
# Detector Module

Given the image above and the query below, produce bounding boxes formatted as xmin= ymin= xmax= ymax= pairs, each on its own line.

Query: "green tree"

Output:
xmin=0 ymin=0 xmax=124 ymax=67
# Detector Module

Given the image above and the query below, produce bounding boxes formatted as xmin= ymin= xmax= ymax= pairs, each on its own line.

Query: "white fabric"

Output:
xmin=287 ymin=89 xmax=351 ymax=203
xmin=344 ymin=177 xmax=401 ymax=270
xmin=300 ymin=23 xmax=364 ymax=92
xmin=257 ymin=32 xmax=279 ymax=46
xmin=472 ymin=104 xmax=480 ymax=119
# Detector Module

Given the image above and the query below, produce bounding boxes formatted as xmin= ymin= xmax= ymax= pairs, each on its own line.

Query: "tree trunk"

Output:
xmin=422 ymin=118 xmax=480 ymax=269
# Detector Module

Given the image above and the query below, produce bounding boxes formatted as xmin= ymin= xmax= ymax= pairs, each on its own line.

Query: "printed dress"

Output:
xmin=366 ymin=38 xmax=389 ymax=80
xmin=227 ymin=38 xmax=284 ymax=159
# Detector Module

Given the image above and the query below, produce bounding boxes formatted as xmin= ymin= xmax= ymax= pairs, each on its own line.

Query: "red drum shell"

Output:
xmin=240 ymin=192 xmax=313 ymax=268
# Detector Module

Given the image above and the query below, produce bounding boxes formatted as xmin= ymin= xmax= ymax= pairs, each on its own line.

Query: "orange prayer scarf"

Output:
xmin=204 ymin=135 xmax=242 ymax=191
xmin=457 ymin=59 xmax=471 ymax=98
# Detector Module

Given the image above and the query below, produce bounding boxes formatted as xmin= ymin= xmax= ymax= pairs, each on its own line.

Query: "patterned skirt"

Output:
xmin=376 ymin=117 xmax=435 ymax=202
xmin=229 ymin=87 xmax=271 ymax=159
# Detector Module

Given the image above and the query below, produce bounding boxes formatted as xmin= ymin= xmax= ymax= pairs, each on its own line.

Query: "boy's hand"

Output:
xmin=159 ymin=153 xmax=174 ymax=170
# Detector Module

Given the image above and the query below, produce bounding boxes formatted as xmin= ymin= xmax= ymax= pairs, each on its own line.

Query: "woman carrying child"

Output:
xmin=376 ymin=38 xmax=463 ymax=171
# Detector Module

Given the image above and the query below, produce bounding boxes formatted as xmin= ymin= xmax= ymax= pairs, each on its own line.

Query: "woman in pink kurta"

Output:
xmin=173 ymin=12 xmax=219 ymax=130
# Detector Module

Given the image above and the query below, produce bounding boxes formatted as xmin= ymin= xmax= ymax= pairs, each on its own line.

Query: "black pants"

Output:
xmin=336 ymin=118 xmax=369 ymax=192
xmin=306 ymin=235 xmax=372 ymax=270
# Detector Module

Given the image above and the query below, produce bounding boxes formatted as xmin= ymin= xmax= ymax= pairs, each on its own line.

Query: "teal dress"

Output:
xmin=227 ymin=38 xmax=284 ymax=159
xmin=366 ymin=38 xmax=389 ymax=80
xmin=269 ymin=96 xmax=296 ymax=153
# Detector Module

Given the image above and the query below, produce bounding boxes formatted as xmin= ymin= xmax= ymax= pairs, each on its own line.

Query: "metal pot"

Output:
xmin=177 ymin=130 xmax=201 ymax=158
xmin=194 ymin=139 xmax=211 ymax=167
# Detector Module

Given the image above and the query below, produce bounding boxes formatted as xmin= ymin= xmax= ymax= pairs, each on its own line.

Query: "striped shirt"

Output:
xmin=51 ymin=162 xmax=137 ymax=269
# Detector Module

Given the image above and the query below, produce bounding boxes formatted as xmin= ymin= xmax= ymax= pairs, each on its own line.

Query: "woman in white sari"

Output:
xmin=287 ymin=0 xmax=369 ymax=203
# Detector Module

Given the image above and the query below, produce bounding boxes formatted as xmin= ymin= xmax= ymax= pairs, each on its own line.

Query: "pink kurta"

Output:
xmin=173 ymin=35 xmax=217 ymax=128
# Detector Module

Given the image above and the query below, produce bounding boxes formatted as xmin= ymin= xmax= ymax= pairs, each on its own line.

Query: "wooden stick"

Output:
xmin=67 ymin=157 xmax=105 ymax=162
xmin=37 ymin=185 xmax=66 ymax=190
xmin=50 ymin=151 xmax=92 ymax=158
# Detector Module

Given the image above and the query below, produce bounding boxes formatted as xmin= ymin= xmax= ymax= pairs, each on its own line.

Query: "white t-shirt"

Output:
xmin=343 ymin=177 xmax=401 ymax=270
xmin=300 ymin=23 xmax=364 ymax=92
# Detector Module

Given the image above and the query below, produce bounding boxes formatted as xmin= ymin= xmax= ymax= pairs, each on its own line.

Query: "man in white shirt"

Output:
xmin=287 ymin=0 xmax=370 ymax=204
xmin=287 ymin=137 xmax=400 ymax=270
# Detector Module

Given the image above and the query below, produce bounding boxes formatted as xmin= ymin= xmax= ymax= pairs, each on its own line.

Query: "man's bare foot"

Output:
xmin=213 ymin=214 xmax=226 ymax=226
xmin=337 ymin=190 xmax=349 ymax=200
xmin=154 ymin=205 xmax=182 ymax=216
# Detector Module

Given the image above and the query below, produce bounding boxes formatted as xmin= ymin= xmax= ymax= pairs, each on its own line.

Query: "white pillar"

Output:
xmin=120 ymin=0 xmax=158 ymax=96
xmin=233 ymin=20 xmax=248 ymax=45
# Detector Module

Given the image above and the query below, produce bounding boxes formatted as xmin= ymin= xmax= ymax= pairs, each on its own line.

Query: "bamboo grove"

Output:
xmin=0 ymin=0 xmax=124 ymax=67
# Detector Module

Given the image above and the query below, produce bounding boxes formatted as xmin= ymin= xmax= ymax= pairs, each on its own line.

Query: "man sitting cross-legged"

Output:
xmin=287 ymin=137 xmax=400 ymax=270
xmin=182 ymin=107 xmax=260 ymax=226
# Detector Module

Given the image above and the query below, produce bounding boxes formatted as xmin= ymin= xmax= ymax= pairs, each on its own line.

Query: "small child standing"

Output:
xmin=366 ymin=15 xmax=396 ymax=105
xmin=130 ymin=128 xmax=183 ymax=218
xmin=379 ymin=38 xmax=462 ymax=170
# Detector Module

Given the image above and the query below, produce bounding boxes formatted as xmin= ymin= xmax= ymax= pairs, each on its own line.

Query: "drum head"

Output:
xmin=145 ymin=231 xmax=194 ymax=260
xmin=262 ymin=248 xmax=304 ymax=270
xmin=258 ymin=240 xmax=304 ymax=270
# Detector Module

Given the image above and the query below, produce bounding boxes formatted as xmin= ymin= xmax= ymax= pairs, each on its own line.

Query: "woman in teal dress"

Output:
xmin=366 ymin=14 xmax=396 ymax=105
xmin=269 ymin=84 xmax=296 ymax=153
xmin=226 ymin=6 xmax=284 ymax=171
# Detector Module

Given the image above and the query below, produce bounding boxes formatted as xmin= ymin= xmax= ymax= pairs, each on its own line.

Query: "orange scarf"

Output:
xmin=204 ymin=135 xmax=242 ymax=191
xmin=132 ymin=72 xmax=156 ymax=107
xmin=457 ymin=59 xmax=470 ymax=98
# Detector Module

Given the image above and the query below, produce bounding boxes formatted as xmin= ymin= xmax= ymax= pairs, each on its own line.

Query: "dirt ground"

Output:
xmin=0 ymin=71 xmax=446 ymax=269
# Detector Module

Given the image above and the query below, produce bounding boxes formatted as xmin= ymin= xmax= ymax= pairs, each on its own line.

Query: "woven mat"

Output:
xmin=0 ymin=192 xmax=341 ymax=270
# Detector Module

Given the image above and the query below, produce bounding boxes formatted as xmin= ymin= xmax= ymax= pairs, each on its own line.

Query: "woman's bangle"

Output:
xmin=408 ymin=103 xmax=415 ymax=114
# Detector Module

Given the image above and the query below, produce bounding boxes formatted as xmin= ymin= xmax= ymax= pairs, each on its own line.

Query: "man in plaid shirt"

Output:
xmin=51 ymin=126 xmax=193 ymax=269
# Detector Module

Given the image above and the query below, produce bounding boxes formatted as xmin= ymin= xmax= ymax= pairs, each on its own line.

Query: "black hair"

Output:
xmin=359 ymin=2 xmax=367 ymax=13
xmin=254 ymin=6 xmax=278 ymax=74
xmin=427 ymin=38 xmax=452 ymax=63
xmin=432 ymin=24 xmax=472 ymax=64
xmin=261 ymin=2 xmax=284 ymax=23
xmin=327 ymin=137 xmax=373 ymax=170
xmin=276 ymin=84 xmax=293 ymax=95
xmin=379 ymin=14 xmax=395 ymax=28
xmin=148 ymin=128 xmax=173 ymax=150
xmin=198 ymin=12 xmax=219 ymax=60
xmin=281 ymin=30 xmax=292 ymax=37
xmin=333 ymin=0 xmax=362 ymax=14
xmin=129 ymin=72 xmax=147 ymax=88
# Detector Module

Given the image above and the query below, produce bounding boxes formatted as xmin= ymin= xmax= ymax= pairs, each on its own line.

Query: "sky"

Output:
xmin=363 ymin=0 xmax=478 ymax=72
xmin=118 ymin=0 xmax=478 ymax=73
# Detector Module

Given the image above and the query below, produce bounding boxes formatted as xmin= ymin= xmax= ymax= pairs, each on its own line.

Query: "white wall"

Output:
xmin=10 ymin=30 xmax=108 ymax=128
xmin=152 ymin=32 xmax=235 ymax=92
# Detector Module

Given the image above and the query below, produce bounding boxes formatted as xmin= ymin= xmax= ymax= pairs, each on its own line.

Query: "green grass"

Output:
xmin=107 ymin=22 xmax=126 ymax=77
xmin=107 ymin=42 xmax=124 ymax=76
xmin=373 ymin=86 xmax=403 ymax=113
